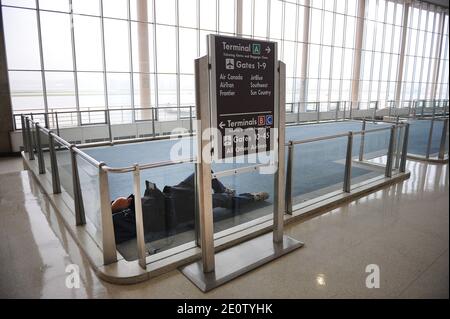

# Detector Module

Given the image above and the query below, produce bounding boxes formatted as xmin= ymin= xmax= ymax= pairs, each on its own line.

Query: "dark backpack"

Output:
xmin=112 ymin=181 xmax=167 ymax=244
xmin=163 ymin=183 xmax=196 ymax=229
xmin=141 ymin=180 xmax=167 ymax=235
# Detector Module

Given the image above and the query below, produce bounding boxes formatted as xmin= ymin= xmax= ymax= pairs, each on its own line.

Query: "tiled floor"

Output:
xmin=0 ymin=156 xmax=448 ymax=298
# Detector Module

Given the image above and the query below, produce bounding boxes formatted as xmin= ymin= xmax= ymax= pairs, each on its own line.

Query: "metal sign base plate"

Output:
xmin=179 ymin=233 xmax=304 ymax=292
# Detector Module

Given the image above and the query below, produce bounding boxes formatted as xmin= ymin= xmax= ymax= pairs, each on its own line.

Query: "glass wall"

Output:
xmin=1 ymin=0 xmax=449 ymax=120
xmin=401 ymin=1 xmax=448 ymax=102
xmin=359 ymin=0 xmax=403 ymax=107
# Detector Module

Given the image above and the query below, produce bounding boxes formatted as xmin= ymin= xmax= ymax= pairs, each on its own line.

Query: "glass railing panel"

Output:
xmin=210 ymin=162 xmax=275 ymax=236
xmin=291 ymin=136 xmax=347 ymax=206
xmin=348 ymin=129 xmax=388 ymax=188
xmin=429 ymin=119 xmax=445 ymax=157
xmin=107 ymin=162 xmax=197 ymax=261
xmin=408 ymin=119 xmax=432 ymax=156
xmin=76 ymin=154 xmax=101 ymax=230
xmin=54 ymin=141 xmax=73 ymax=197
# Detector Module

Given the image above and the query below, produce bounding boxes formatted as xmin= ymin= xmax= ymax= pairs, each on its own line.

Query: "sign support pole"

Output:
xmin=195 ymin=56 xmax=216 ymax=273
xmin=273 ymin=60 xmax=285 ymax=244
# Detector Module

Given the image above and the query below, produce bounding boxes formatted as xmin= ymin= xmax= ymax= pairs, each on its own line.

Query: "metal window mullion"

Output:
xmin=385 ymin=2 xmax=398 ymax=102
xmin=376 ymin=0 xmax=388 ymax=103
xmin=35 ymin=0 xmax=49 ymax=118
xmin=327 ymin=0 xmax=337 ymax=105
xmin=301 ymin=0 xmax=311 ymax=105
xmin=216 ymin=0 xmax=219 ymax=33
xmin=175 ymin=0 xmax=181 ymax=119
xmin=266 ymin=0 xmax=271 ymax=39
xmin=417 ymin=6 xmax=430 ymax=100
xmin=431 ymin=10 xmax=443 ymax=99
xmin=99 ymin=0 xmax=110 ymax=117
xmin=366 ymin=0 xmax=379 ymax=106
xmin=280 ymin=0 xmax=285 ymax=59
xmin=437 ymin=32 xmax=449 ymax=99
xmin=337 ymin=0 xmax=348 ymax=103
xmin=352 ymin=0 xmax=366 ymax=107
xmin=316 ymin=4 xmax=325 ymax=103
xmin=400 ymin=4 xmax=411 ymax=102
xmin=68 ymin=0 xmax=81 ymax=126
xmin=424 ymin=6 xmax=438 ymax=99
xmin=152 ymin=1 xmax=159 ymax=116
xmin=291 ymin=0 xmax=300 ymax=105
xmin=357 ymin=16 xmax=366 ymax=104
xmin=127 ymin=0 xmax=135 ymax=123
xmin=409 ymin=5 xmax=422 ymax=101
xmin=251 ymin=0 xmax=255 ymax=37
xmin=196 ymin=0 xmax=200 ymax=56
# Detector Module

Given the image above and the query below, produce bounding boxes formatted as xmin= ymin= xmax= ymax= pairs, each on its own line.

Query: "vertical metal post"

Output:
xmin=35 ymin=123 xmax=45 ymax=174
xmin=335 ymin=101 xmax=339 ymax=121
xmin=189 ymin=105 xmax=193 ymax=133
xmin=133 ymin=164 xmax=147 ymax=270
xmin=21 ymin=115 xmax=28 ymax=153
xmin=106 ymin=109 xmax=112 ymax=142
xmin=400 ymin=123 xmax=409 ymax=173
xmin=26 ymin=118 xmax=35 ymax=160
xmin=48 ymin=133 xmax=61 ymax=194
xmin=343 ymin=101 xmax=346 ymax=120
xmin=349 ymin=101 xmax=354 ymax=120
xmin=394 ymin=123 xmax=403 ymax=169
xmin=195 ymin=56 xmax=215 ymax=273
xmin=70 ymin=146 xmax=86 ymax=226
xmin=274 ymin=60 xmax=286 ymax=243
xmin=316 ymin=102 xmax=320 ymax=123
xmin=285 ymin=141 xmax=294 ymax=215
xmin=421 ymin=100 xmax=425 ymax=117
xmin=359 ymin=119 xmax=366 ymax=161
xmin=438 ymin=118 xmax=448 ymax=160
xmin=407 ymin=100 xmax=412 ymax=117
xmin=343 ymin=131 xmax=353 ymax=193
xmin=426 ymin=114 xmax=436 ymax=159
xmin=373 ymin=101 xmax=377 ymax=122
xmin=55 ymin=111 xmax=60 ymax=137
xmin=388 ymin=100 xmax=392 ymax=118
xmin=385 ymin=126 xmax=395 ymax=178
xmin=98 ymin=163 xmax=117 ymax=265
xmin=44 ymin=112 xmax=49 ymax=129
xmin=152 ymin=107 xmax=156 ymax=137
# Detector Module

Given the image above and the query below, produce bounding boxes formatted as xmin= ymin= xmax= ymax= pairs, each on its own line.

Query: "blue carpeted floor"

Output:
xmin=64 ymin=119 xmax=444 ymax=258
xmin=81 ymin=121 xmax=392 ymax=202
xmin=62 ymin=119 xmax=443 ymax=233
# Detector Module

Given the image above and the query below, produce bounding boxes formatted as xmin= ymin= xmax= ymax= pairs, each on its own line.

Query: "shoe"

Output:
xmin=250 ymin=192 xmax=269 ymax=201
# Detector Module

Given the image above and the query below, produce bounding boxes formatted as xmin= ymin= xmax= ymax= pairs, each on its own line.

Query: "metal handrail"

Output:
xmin=14 ymin=98 xmax=448 ymax=131
xmin=288 ymin=124 xmax=401 ymax=146
xmin=19 ymin=104 xmax=447 ymax=270
xmin=102 ymin=157 xmax=196 ymax=173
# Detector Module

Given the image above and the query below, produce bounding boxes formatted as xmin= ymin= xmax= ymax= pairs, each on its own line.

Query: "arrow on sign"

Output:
xmin=265 ymin=46 xmax=271 ymax=54
xmin=219 ymin=121 xmax=226 ymax=129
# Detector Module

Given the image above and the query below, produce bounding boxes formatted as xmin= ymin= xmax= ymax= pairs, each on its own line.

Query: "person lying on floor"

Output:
xmin=111 ymin=172 xmax=269 ymax=213
xmin=110 ymin=172 xmax=269 ymax=245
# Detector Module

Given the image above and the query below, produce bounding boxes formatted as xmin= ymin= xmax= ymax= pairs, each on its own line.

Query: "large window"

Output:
xmin=1 ymin=0 xmax=449 ymax=121
xmin=359 ymin=0 xmax=403 ymax=108
xmin=401 ymin=1 xmax=448 ymax=102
